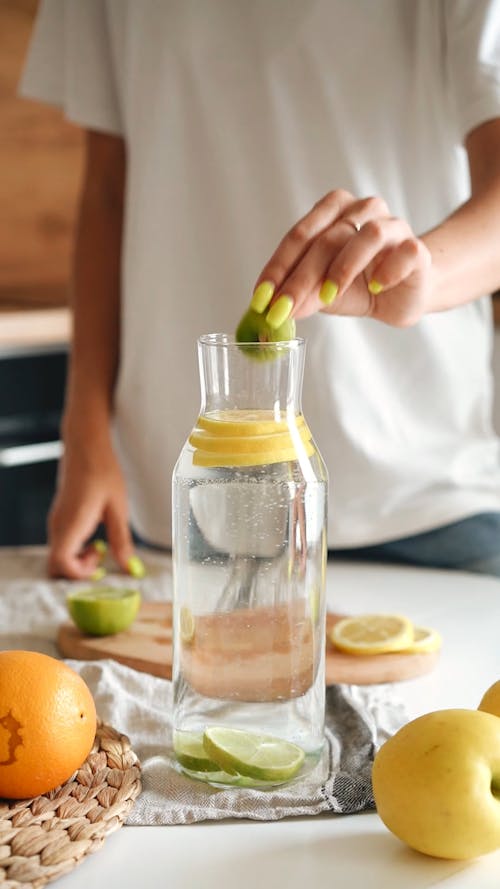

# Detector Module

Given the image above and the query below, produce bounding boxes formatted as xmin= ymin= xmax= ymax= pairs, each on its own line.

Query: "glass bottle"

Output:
xmin=172 ymin=334 xmax=328 ymax=788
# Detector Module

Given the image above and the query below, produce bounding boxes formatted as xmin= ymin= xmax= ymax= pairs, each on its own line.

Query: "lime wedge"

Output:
xmin=202 ymin=727 xmax=305 ymax=783
xmin=67 ymin=586 xmax=141 ymax=636
xmin=173 ymin=731 xmax=221 ymax=773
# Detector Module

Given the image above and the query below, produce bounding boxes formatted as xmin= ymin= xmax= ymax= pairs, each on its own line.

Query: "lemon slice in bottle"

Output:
xmin=330 ymin=614 xmax=414 ymax=655
xmin=67 ymin=587 xmax=141 ymax=636
xmin=202 ymin=727 xmax=305 ymax=783
xmin=179 ymin=606 xmax=195 ymax=644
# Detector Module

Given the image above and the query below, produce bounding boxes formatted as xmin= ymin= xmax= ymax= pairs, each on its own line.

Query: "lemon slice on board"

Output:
xmin=330 ymin=614 xmax=414 ymax=655
xmin=403 ymin=625 xmax=442 ymax=654
xmin=202 ymin=727 xmax=305 ymax=782
xmin=173 ymin=731 xmax=221 ymax=773
xmin=67 ymin=587 xmax=141 ymax=636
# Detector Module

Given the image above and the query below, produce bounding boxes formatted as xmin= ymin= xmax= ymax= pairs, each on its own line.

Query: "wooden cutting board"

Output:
xmin=57 ymin=601 xmax=439 ymax=686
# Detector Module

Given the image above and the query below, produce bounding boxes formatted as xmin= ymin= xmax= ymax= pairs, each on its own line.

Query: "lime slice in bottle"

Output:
xmin=173 ymin=731 xmax=222 ymax=773
xmin=202 ymin=727 xmax=305 ymax=783
xmin=66 ymin=587 xmax=141 ymax=636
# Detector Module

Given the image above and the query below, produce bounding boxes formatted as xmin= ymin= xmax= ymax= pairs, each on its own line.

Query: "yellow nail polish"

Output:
xmin=266 ymin=295 xmax=293 ymax=329
xmin=368 ymin=279 xmax=383 ymax=295
xmin=90 ymin=567 xmax=107 ymax=581
xmin=127 ymin=555 xmax=146 ymax=578
xmin=250 ymin=281 xmax=275 ymax=313
xmin=93 ymin=539 xmax=108 ymax=557
xmin=319 ymin=280 xmax=339 ymax=306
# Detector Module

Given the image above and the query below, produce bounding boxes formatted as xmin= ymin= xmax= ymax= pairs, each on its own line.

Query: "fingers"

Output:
xmin=250 ymin=193 xmax=400 ymax=323
xmin=48 ymin=498 xmax=138 ymax=580
xmin=270 ymin=210 xmax=397 ymax=320
xmin=48 ymin=483 xmax=139 ymax=580
xmin=249 ymin=189 xmax=431 ymax=327
xmin=250 ymin=190 xmax=354 ymax=311
xmin=103 ymin=499 xmax=135 ymax=575
xmin=368 ymin=237 xmax=431 ymax=294
xmin=319 ymin=217 xmax=415 ymax=306
xmin=48 ymin=503 xmax=104 ymax=580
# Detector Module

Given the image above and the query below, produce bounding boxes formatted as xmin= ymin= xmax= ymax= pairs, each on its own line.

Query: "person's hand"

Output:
xmin=47 ymin=434 xmax=134 ymax=579
xmin=250 ymin=190 xmax=432 ymax=328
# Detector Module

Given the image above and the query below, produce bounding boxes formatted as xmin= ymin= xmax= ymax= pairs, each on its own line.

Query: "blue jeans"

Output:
xmin=331 ymin=513 xmax=500 ymax=577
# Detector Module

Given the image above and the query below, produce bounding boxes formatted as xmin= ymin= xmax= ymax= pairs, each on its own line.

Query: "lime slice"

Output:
xmin=202 ymin=727 xmax=305 ymax=782
xmin=67 ymin=587 xmax=141 ymax=636
xmin=173 ymin=731 xmax=221 ymax=772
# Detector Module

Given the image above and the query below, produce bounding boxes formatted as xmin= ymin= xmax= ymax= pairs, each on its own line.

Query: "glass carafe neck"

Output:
xmin=197 ymin=334 xmax=305 ymax=418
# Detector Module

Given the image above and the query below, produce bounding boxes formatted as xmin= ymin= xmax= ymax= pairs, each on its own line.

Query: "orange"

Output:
xmin=0 ymin=650 xmax=97 ymax=800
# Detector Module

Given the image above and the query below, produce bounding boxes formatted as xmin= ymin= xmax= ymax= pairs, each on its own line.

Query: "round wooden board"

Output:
xmin=58 ymin=602 xmax=440 ymax=686
xmin=325 ymin=613 xmax=440 ymax=683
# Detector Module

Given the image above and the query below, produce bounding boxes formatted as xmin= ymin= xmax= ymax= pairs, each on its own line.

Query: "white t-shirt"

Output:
xmin=22 ymin=0 xmax=500 ymax=548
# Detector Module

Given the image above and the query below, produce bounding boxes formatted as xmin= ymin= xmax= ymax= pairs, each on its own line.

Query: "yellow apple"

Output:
xmin=478 ymin=680 xmax=500 ymax=717
xmin=372 ymin=709 xmax=500 ymax=860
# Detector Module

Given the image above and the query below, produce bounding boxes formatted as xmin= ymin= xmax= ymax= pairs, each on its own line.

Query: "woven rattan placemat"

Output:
xmin=0 ymin=721 xmax=141 ymax=889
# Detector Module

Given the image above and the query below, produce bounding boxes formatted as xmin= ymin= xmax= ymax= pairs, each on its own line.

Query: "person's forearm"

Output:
xmin=423 ymin=186 xmax=500 ymax=311
xmin=63 ymin=132 xmax=125 ymax=452
xmin=422 ymin=118 xmax=500 ymax=313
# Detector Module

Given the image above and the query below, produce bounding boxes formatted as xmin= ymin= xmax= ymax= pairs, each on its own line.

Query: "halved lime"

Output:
xmin=173 ymin=731 xmax=221 ymax=773
xmin=67 ymin=586 xmax=141 ymax=636
xmin=202 ymin=727 xmax=305 ymax=783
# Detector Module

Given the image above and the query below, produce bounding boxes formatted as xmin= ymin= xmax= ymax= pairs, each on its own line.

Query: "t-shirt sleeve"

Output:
xmin=445 ymin=0 xmax=500 ymax=141
xmin=19 ymin=0 xmax=123 ymax=136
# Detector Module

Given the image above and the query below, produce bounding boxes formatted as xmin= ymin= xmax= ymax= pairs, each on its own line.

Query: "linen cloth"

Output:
xmin=0 ymin=547 xmax=407 ymax=825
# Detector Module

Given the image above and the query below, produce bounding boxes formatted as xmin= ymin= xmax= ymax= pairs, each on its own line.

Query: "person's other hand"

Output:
xmin=47 ymin=437 xmax=134 ymax=579
xmin=251 ymin=190 xmax=432 ymax=328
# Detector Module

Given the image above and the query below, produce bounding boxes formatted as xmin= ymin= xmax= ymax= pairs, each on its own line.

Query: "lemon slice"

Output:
xmin=197 ymin=410 xmax=306 ymax=437
xmin=330 ymin=614 xmax=414 ymax=655
xmin=67 ymin=587 xmax=141 ymax=636
xmin=180 ymin=606 xmax=195 ymax=644
xmin=191 ymin=410 xmax=315 ymax=467
xmin=189 ymin=425 xmax=312 ymax=454
xmin=192 ymin=441 xmax=315 ymax=467
xmin=202 ymin=726 xmax=305 ymax=782
xmin=173 ymin=731 xmax=221 ymax=772
xmin=403 ymin=625 xmax=442 ymax=654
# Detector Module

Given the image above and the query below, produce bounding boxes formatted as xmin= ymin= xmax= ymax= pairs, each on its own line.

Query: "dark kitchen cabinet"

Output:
xmin=0 ymin=346 xmax=67 ymax=545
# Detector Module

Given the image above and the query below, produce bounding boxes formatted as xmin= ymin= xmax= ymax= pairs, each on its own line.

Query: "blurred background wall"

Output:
xmin=0 ymin=0 xmax=83 ymax=313
xmin=0 ymin=0 xmax=83 ymax=545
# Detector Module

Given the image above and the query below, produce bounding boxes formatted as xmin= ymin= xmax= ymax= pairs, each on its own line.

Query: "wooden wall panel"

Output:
xmin=0 ymin=0 xmax=84 ymax=309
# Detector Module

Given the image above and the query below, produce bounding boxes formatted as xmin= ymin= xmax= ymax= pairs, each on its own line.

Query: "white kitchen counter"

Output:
xmin=1 ymin=548 xmax=500 ymax=888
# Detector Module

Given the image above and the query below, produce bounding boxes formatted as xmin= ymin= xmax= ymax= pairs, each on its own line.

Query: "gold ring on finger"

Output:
xmin=342 ymin=218 xmax=362 ymax=233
